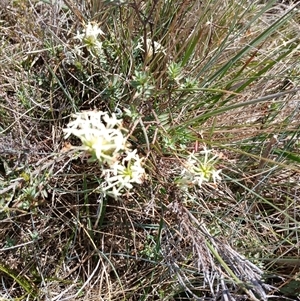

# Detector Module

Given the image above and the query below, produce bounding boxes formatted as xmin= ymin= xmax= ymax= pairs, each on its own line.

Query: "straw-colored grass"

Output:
xmin=0 ymin=0 xmax=299 ymax=300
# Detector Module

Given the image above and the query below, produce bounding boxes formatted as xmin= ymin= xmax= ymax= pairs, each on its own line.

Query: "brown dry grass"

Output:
xmin=0 ymin=0 xmax=300 ymax=300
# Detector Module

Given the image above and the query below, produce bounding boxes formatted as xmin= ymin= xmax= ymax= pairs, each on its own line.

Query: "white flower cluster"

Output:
xmin=63 ymin=111 xmax=145 ymax=199
xmin=178 ymin=148 xmax=222 ymax=189
xmin=74 ymin=21 xmax=104 ymax=56
xmin=101 ymin=149 xmax=145 ymax=198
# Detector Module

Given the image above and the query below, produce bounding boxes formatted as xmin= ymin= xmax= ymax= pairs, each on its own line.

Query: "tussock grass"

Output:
xmin=0 ymin=0 xmax=300 ymax=300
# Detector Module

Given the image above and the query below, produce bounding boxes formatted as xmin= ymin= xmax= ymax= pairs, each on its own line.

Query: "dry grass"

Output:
xmin=0 ymin=0 xmax=300 ymax=300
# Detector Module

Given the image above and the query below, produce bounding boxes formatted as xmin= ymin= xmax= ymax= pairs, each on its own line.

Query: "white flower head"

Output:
xmin=179 ymin=148 xmax=222 ymax=189
xmin=74 ymin=21 xmax=104 ymax=55
xmin=121 ymin=149 xmax=145 ymax=184
xmin=100 ymin=149 xmax=145 ymax=199
xmin=63 ymin=111 xmax=128 ymax=165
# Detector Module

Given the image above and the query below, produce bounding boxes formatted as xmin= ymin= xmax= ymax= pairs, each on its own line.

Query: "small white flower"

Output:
xmin=102 ymin=112 xmax=123 ymax=129
xmin=178 ymin=148 xmax=222 ymax=189
xmin=211 ymin=169 xmax=222 ymax=184
xmin=122 ymin=150 xmax=145 ymax=183
xmin=100 ymin=150 xmax=145 ymax=198
xmin=103 ymin=184 xmax=122 ymax=199
xmin=74 ymin=21 xmax=104 ymax=55
xmin=85 ymin=22 xmax=105 ymax=39
xmin=63 ymin=111 xmax=127 ymax=165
